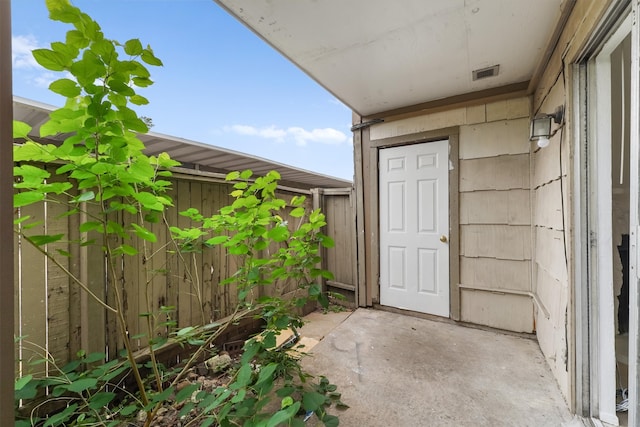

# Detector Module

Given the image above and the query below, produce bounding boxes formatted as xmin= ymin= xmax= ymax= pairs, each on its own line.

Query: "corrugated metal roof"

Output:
xmin=13 ymin=96 xmax=352 ymax=189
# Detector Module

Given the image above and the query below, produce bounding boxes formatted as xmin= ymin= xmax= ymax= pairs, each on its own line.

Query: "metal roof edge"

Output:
xmin=13 ymin=96 xmax=352 ymax=188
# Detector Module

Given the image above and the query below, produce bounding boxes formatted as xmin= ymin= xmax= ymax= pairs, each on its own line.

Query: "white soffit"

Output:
xmin=215 ymin=0 xmax=566 ymax=116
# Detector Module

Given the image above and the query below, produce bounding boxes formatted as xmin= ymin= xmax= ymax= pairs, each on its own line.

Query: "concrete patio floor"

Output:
xmin=299 ymin=308 xmax=573 ymax=427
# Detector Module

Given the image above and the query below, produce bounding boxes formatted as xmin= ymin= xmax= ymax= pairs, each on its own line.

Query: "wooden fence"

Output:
xmin=14 ymin=168 xmax=356 ymax=373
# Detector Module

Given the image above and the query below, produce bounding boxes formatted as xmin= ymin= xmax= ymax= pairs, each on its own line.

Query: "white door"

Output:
xmin=379 ymin=140 xmax=449 ymax=316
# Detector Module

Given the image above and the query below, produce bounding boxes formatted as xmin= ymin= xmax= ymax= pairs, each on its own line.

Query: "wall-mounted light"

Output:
xmin=530 ymin=106 xmax=564 ymax=148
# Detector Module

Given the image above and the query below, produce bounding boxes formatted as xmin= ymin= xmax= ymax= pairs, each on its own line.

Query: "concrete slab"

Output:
xmin=302 ymin=308 xmax=573 ymax=427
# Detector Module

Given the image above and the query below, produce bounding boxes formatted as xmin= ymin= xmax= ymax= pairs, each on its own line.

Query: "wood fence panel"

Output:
xmin=14 ymin=211 xmax=21 ymax=373
xmin=14 ymin=169 xmax=354 ymax=368
xmin=176 ymin=179 xmax=193 ymax=328
xmin=46 ymin=189 xmax=71 ymax=365
xmin=190 ymin=182 xmax=205 ymax=326
xmin=122 ymin=207 xmax=144 ymax=352
xmin=164 ymin=182 xmax=179 ymax=331
xmin=85 ymin=203 xmax=107 ymax=357
xmin=321 ymin=191 xmax=357 ymax=304
xmin=210 ymin=183 xmax=225 ymax=321
xmin=105 ymin=207 xmax=123 ymax=360
xmin=18 ymin=201 xmax=48 ymax=373
xmin=149 ymin=214 xmax=168 ymax=342
xmin=217 ymin=183 xmax=232 ymax=319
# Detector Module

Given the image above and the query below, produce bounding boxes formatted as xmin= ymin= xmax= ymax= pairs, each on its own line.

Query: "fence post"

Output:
xmin=0 ymin=0 xmax=15 ymax=424
xmin=311 ymin=188 xmax=325 ymax=292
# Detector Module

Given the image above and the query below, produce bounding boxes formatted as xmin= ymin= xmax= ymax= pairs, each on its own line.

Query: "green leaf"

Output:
xmin=240 ymin=169 xmax=253 ymax=179
xmin=233 ymin=363 xmax=252 ymax=389
xmin=141 ymin=48 xmax=163 ymax=66
xmin=15 ymin=374 xmax=33 ymax=391
xmin=46 ymin=0 xmax=80 ymax=23
xmin=230 ymin=388 xmax=246 ymax=403
xmin=281 ymin=396 xmax=294 ymax=409
xmin=268 ymin=226 xmax=289 ymax=242
xmin=70 ymin=50 xmax=106 ymax=86
xmin=133 ymin=191 xmax=163 ymax=211
xmin=178 ymin=402 xmax=195 ymax=418
xmin=15 ymin=377 xmax=39 ymax=400
xmin=308 ymin=284 xmax=321 ymax=297
xmin=132 ymin=76 xmax=153 ymax=87
xmin=124 ymin=38 xmax=143 ymax=55
xmin=14 ymin=141 xmax=52 ymax=162
xmin=131 ymin=223 xmax=157 ymax=242
xmin=32 ymin=48 xmax=67 ymax=71
xmin=176 ymin=326 xmax=196 ymax=337
xmin=88 ymin=391 xmax=116 ymax=410
xmin=79 ymin=221 xmax=101 ymax=233
xmin=290 ymin=195 xmax=306 ymax=207
xmin=321 ymin=414 xmax=339 ymax=427
xmin=320 ymin=235 xmax=335 ymax=248
xmin=28 ymin=234 xmax=64 ymax=246
xmin=49 ymin=78 xmax=81 ymax=97
xmin=130 ymin=94 xmax=149 ymax=105
xmin=206 ymin=235 xmax=228 ymax=245
xmin=289 ymin=207 xmax=305 ymax=218
xmin=74 ymin=191 xmax=96 ymax=203
xmin=108 ymin=79 xmax=135 ymax=96
xmin=120 ymin=404 xmax=138 ymax=416
xmin=65 ymin=377 xmax=98 ymax=393
xmin=176 ymin=384 xmax=200 ymax=403
xmin=266 ymin=402 xmax=300 ymax=427
xmin=43 ymin=403 xmax=78 ymax=427
xmin=66 ymin=29 xmax=89 ymax=49
xmin=14 ymin=192 xmax=45 ymax=208
xmin=117 ymin=244 xmax=138 ymax=256
xmin=303 ymin=391 xmax=327 ymax=411
xmin=83 ymin=352 xmax=106 ymax=363
xmin=13 ymin=121 xmax=32 ymax=139
xmin=226 ymin=171 xmax=240 ymax=181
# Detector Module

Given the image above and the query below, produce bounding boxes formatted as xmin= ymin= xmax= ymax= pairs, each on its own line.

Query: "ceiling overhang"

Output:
xmin=215 ymin=0 xmax=573 ymax=118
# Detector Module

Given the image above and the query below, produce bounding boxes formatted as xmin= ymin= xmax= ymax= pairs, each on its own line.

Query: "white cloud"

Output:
xmin=229 ymin=125 xmax=287 ymax=142
xmin=12 ymin=34 xmax=65 ymax=89
xmin=226 ymin=124 xmax=348 ymax=146
xmin=12 ymin=35 xmax=41 ymax=70
xmin=34 ymin=72 xmax=57 ymax=88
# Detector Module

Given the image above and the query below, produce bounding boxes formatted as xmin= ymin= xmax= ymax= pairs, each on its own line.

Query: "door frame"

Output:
xmin=369 ymin=127 xmax=460 ymax=319
xmin=573 ymin=1 xmax=635 ymax=424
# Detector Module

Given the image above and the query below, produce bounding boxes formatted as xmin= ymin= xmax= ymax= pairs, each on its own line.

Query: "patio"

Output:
xmin=300 ymin=308 xmax=573 ymax=427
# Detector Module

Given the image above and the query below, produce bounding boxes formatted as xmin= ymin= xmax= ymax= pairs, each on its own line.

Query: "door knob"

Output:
xmin=440 ymin=235 xmax=448 ymax=243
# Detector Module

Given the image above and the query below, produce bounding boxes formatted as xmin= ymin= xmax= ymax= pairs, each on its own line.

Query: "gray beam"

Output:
xmin=0 ymin=0 xmax=14 ymax=425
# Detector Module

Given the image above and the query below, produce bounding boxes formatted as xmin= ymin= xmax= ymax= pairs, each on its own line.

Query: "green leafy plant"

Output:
xmin=13 ymin=0 xmax=344 ymax=425
xmin=167 ymin=170 xmax=341 ymax=426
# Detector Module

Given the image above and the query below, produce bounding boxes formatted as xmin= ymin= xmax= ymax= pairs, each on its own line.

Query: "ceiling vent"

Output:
xmin=472 ymin=65 xmax=500 ymax=81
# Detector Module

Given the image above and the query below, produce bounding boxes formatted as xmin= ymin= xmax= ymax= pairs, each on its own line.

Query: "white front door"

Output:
xmin=379 ymin=140 xmax=449 ymax=316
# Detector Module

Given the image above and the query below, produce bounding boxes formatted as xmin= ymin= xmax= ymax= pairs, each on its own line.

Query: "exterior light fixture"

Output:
xmin=530 ymin=106 xmax=564 ymax=148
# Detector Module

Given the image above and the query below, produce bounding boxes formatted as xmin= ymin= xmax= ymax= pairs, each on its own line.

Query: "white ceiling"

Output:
xmin=215 ymin=0 xmax=568 ymax=117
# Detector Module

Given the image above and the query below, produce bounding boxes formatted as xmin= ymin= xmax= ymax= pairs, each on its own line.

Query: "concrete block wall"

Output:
xmin=531 ymin=79 xmax=570 ymax=400
xmin=459 ymin=100 xmax=533 ymax=333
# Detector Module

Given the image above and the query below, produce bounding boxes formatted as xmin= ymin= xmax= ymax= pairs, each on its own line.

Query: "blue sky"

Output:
xmin=11 ymin=0 xmax=354 ymax=181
